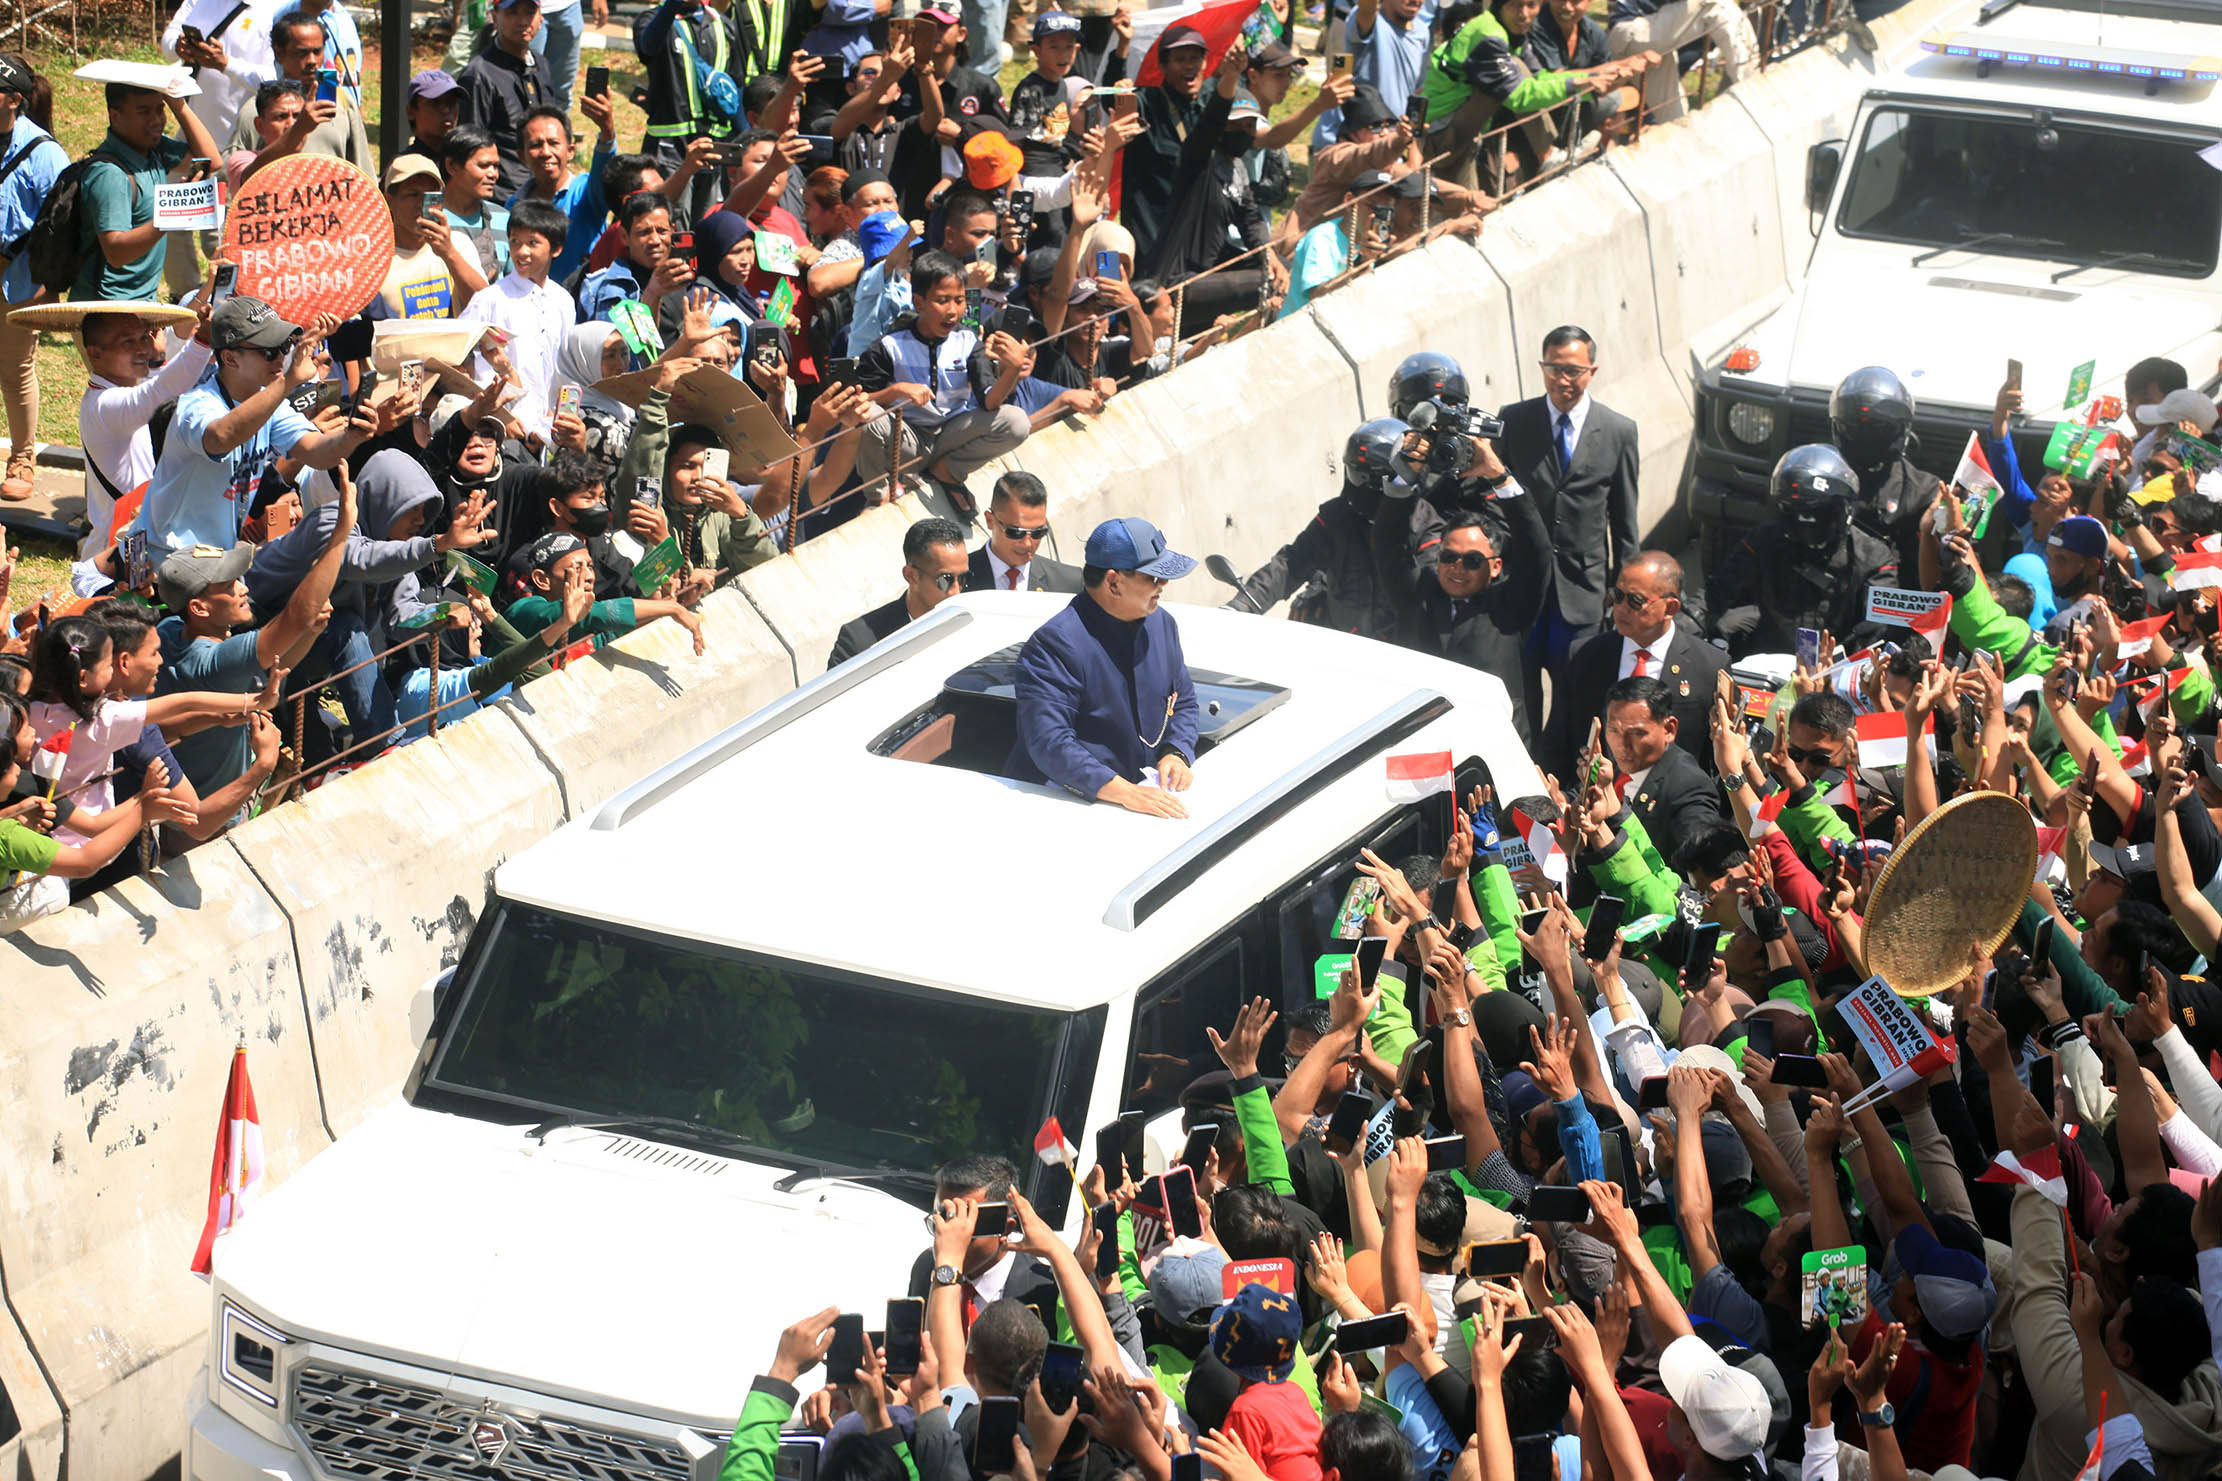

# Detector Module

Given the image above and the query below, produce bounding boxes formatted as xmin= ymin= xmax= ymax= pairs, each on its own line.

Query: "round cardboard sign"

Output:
xmin=220 ymin=154 xmax=392 ymax=326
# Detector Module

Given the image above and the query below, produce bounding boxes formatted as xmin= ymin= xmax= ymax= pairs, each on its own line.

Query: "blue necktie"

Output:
xmin=1556 ymin=412 xmax=1575 ymax=474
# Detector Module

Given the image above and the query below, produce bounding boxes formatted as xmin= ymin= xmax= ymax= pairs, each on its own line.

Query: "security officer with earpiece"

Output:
xmin=1710 ymin=443 xmax=1900 ymax=659
xmin=1228 ymin=416 xmax=1444 ymax=637
xmin=1832 ymin=365 xmax=1940 ymax=576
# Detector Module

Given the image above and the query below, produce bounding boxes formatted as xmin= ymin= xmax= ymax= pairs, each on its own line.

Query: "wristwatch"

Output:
xmin=1443 ymin=1008 xmax=1473 ymax=1029
xmin=1858 ymin=1405 xmax=1895 ymax=1428
xmin=931 ymin=1263 xmax=961 ymax=1288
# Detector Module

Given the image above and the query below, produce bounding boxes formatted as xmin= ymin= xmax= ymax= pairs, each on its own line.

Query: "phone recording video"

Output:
xmin=1159 ymin=1164 xmax=1203 ymax=1239
xmin=1326 ymin=1091 xmax=1372 ymax=1155
xmin=1332 ymin=1309 xmax=1411 ymax=1353
xmin=1355 ymin=935 xmax=1389 ymax=991
xmin=1769 ymin=1054 xmax=1829 ymax=1088
xmin=884 ymin=1298 xmax=923 ymax=1376
xmin=1525 ymin=1184 xmax=1592 ymax=1224
xmin=1424 ymin=1134 xmax=1466 ymax=1172
xmin=1584 ymin=894 xmax=1626 ymax=962
xmin=1038 ymin=1341 xmax=1085 ymax=1412
xmin=825 ymin=1313 xmax=866 ymax=1385
xmin=1092 ymin=1200 xmax=1120 ymax=1280
xmin=973 ymin=1396 xmax=1023 ymax=1472
xmin=1637 ymin=1075 xmax=1669 ymax=1110
xmin=1179 ymin=1122 xmax=1220 ymax=1172
xmin=1467 ymin=1240 xmax=1528 ymax=1278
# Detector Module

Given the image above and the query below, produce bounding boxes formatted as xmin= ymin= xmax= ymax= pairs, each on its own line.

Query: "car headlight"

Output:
xmin=1725 ymin=401 xmax=1776 ymax=447
xmin=219 ymin=1302 xmax=293 ymax=1414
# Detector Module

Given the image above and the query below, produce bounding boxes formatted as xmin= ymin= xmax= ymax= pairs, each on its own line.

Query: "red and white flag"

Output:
xmin=1032 ymin=1116 xmax=1077 ymax=1168
xmin=1820 ymin=772 xmax=1860 ymax=820
xmin=1952 ymin=431 xmax=2003 ymax=501
xmin=1130 ymin=0 xmax=1257 ymax=83
xmin=2034 ymin=825 xmax=2069 ymax=881
xmin=2113 ymin=613 xmax=2170 ymax=664
xmin=2129 ymin=667 xmax=2189 ymax=724
xmin=1508 ymin=806 xmax=1569 ymax=887
xmin=1752 ymin=789 xmax=1788 ymax=838
xmin=1855 ymin=710 xmax=1933 ymax=770
xmin=2170 ymin=550 xmax=2222 ymax=591
xmin=2199 ymin=533 xmax=2222 ymax=555
xmin=1975 ymin=1144 xmax=2068 ymax=1206
xmin=28 ymin=727 xmax=71 ymax=784
xmin=2119 ymin=739 xmax=2152 ymax=778
xmin=1384 ymin=751 xmax=1454 ymax=804
xmin=190 ymin=1047 xmax=266 ymax=1278
xmin=1908 ymin=593 xmax=1953 ymax=641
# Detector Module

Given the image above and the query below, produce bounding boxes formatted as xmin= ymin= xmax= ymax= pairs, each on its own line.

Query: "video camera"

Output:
xmin=1407 ymin=397 xmax=1506 ymax=479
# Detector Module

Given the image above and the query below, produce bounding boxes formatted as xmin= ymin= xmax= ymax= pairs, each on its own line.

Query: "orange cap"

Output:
xmin=964 ymin=129 xmax=1024 ymax=191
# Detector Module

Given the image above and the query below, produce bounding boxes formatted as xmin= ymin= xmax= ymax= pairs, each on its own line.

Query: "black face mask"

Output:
xmin=569 ymin=502 xmax=612 ymax=538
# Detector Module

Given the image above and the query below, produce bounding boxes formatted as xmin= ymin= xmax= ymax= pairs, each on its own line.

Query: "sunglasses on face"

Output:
xmin=1786 ymin=744 xmax=1835 ymax=769
xmin=930 ymin=571 xmax=964 ymax=591
xmin=1442 ymin=551 xmax=1491 ymax=570
xmin=1610 ymin=587 xmax=1655 ymax=611
xmin=1001 ymin=524 xmax=1047 ymax=542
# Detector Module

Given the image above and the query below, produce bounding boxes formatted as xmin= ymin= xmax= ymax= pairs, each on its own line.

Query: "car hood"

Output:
xmin=212 ymin=1103 xmax=927 ymax=1427
xmin=1733 ymin=252 xmax=2222 ymax=418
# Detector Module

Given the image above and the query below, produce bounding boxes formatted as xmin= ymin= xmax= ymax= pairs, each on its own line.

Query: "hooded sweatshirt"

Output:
xmin=2002 ymin=1184 xmax=2222 ymax=1481
xmin=244 ymin=450 xmax=446 ymax=637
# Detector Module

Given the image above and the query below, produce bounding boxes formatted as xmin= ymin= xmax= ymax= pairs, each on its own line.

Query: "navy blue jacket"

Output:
xmin=1007 ymin=593 xmax=1200 ymax=798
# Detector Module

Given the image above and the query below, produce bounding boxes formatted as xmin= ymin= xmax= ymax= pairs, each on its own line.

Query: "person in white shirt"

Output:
xmin=961 ymin=472 xmax=1082 ymax=594
xmin=77 ymin=303 xmax=215 ymax=557
xmin=160 ymin=0 xmax=279 ymax=296
xmin=459 ymin=199 xmax=575 ymax=434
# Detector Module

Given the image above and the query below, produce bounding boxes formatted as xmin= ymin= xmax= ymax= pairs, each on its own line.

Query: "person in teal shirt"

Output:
xmin=71 ymin=84 xmax=223 ymax=303
xmin=503 ymin=532 xmax=707 ymax=654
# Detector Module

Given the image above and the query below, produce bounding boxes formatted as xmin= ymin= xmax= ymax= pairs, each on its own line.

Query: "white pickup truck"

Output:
xmin=1686 ymin=0 xmax=2222 ymax=549
xmin=182 ymin=591 xmax=1544 ymax=1481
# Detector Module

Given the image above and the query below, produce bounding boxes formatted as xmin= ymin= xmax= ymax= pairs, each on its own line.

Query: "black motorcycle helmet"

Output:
xmin=1345 ymin=417 xmax=1411 ymax=491
xmin=1829 ymin=366 xmax=1915 ymax=472
xmin=1773 ymin=443 xmax=1856 ymax=551
xmin=1389 ymin=352 xmax=1468 ymax=421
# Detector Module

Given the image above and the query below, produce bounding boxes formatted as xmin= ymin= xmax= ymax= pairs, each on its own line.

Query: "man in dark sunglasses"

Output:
xmin=1370 ymin=489 xmax=1552 ymax=744
xmin=827 ymin=515 xmax=972 ymax=668
xmin=963 ymin=471 xmax=1082 ymax=594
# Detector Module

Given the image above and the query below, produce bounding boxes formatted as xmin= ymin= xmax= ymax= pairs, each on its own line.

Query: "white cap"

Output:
xmin=1658 ymin=1334 xmax=1772 ymax=1462
xmin=2133 ymin=387 xmax=2218 ymax=433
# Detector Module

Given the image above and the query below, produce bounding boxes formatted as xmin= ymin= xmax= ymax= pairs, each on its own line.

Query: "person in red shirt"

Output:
xmin=1208 ymin=1283 xmax=1324 ymax=1481
xmin=1840 ymin=1223 xmax=1994 ymax=1473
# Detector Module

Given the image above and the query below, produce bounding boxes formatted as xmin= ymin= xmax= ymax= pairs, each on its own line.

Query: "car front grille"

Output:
xmin=290 ymin=1364 xmax=713 ymax=1481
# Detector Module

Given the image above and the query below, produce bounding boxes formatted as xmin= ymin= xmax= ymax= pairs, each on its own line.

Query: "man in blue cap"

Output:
xmin=1007 ymin=517 xmax=1201 ymax=817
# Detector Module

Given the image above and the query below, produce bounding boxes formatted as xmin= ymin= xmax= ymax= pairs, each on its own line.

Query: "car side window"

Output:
xmin=1123 ymin=937 xmax=1245 ymax=1120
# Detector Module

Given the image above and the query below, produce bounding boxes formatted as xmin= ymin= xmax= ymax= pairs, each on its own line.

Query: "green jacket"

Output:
xmin=719 ymin=1379 xmax=803 ymax=1481
xmin=1418 ymin=12 xmax=1572 ymax=122
xmin=1947 ymin=573 xmax=2121 ymax=784
xmin=503 ymin=592 xmax=640 ymax=650
xmin=620 ymin=384 xmax=780 ymax=582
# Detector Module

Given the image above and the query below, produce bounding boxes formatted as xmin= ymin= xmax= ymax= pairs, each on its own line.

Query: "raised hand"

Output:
xmin=1206 ymin=995 xmax=1279 ymax=1079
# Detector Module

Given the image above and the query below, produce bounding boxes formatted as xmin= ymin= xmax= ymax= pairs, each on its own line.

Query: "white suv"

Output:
xmin=183 ymin=591 xmax=1544 ymax=1480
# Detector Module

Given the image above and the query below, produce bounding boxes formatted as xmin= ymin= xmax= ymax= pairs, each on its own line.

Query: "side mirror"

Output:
xmin=1805 ymin=140 xmax=1844 ymax=217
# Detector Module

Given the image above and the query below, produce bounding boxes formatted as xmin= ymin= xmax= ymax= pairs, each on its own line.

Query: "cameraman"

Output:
xmin=1389 ymin=396 xmax=1507 ymax=514
xmin=1230 ymin=417 xmax=1442 ymax=636
xmin=1370 ymin=458 xmax=1551 ymax=742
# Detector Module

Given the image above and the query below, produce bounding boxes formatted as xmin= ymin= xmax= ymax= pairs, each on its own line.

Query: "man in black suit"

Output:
xmin=905 ymin=1153 xmax=1061 ymax=1336
xmin=1373 ymin=478 xmax=1553 ymax=744
xmin=1600 ymin=674 xmax=1728 ymax=871
xmin=1497 ymin=326 xmax=1642 ymax=733
xmin=1544 ymin=551 xmax=1726 ymax=779
xmin=963 ymin=472 xmax=1084 ymax=594
xmin=827 ymin=517 xmax=971 ymax=669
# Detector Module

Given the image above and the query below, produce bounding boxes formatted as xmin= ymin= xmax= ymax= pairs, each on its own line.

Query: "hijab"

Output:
xmin=554 ymin=322 xmax=634 ymax=426
xmin=694 ymin=209 xmax=760 ymax=307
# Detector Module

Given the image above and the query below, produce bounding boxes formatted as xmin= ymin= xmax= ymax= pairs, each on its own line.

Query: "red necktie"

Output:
xmin=1617 ymin=774 xmax=1634 ymax=801
xmin=1632 ymin=647 xmax=1651 ymax=677
xmin=1004 ymin=566 xmax=1021 ymax=590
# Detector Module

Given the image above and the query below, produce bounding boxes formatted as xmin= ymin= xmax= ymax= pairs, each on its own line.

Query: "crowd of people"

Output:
xmin=775 ymin=338 xmax=2222 ymax=1481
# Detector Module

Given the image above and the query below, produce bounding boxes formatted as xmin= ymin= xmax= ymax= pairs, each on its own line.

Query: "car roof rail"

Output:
xmin=1103 ymin=688 xmax=1454 ymax=932
xmin=588 ymin=605 xmax=976 ymax=833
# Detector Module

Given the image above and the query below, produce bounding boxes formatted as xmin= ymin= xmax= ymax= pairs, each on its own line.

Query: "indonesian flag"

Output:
xmin=190 ymin=1047 xmax=266 ymax=1278
xmin=2035 ymin=824 xmax=2068 ymax=881
xmin=2130 ymin=667 xmax=2189 ymax=725
xmin=2114 ymin=613 xmax=2170 ymax=665
xmin=28 ymin=727 xmax=71 ymax=783
xmin=2170 ymin=550 xmax=2222 ymax=591
xmin=1752 ymin=789 xmax=1788 ymax=838
xmin=2119 ymin=739 xmax=2152 ymax=778
xmin=1908 ymin=593 xmax=1953 ymax=641
xmin=1855 ymin=710 xmax=1933 ymax=769
xmin=1953 ymin=431 xmax=2003 ymax=503
xmin=1975 ymin=1144 xmax=2068 ymax=1206
xmin=2200 ymin=533 xmax=2222 ymax=555
xmin=1385 ymin=750 xmax=1455 ymax=804
xmin=1820 ymin=772 xmax=1860 ymax=820
xmin=1130 ymin=0 xmax=1258 ymax=84
xmin=1509 ymin=806 xmax=1569 ymax=887
xmin=1032 ymin=1116 xmax=1077 ymax=1168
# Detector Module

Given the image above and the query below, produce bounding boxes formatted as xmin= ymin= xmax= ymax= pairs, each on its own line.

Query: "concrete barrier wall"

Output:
xmin=4 ymin=9 xmax=1966 ymax=1472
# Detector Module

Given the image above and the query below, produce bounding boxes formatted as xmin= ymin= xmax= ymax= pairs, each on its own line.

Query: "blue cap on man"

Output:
xmin=1085 ymin=518 xmax=1196 ymax=580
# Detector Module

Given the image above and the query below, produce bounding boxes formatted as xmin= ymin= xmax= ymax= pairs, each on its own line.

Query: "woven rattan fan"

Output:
xmin=1861 ymin=790 xmax=2037 ymax=997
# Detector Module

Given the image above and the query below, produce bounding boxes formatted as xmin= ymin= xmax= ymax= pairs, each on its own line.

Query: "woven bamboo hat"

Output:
xmin=1862 ymin=791 xmax=2037 ymax=997
xmin=7 ymin=301 xmax=196 ymax=333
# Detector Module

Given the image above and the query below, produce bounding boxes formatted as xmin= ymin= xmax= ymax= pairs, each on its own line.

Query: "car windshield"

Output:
xmin=420 ymin=903 xmax=1086 ymax=1179
xmin=1836 ymin=106 xmax=2222 ymax=276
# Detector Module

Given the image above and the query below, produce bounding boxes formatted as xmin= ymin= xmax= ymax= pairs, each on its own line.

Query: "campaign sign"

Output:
xmin=1801 ymin=1246 xmax=1868 ymax=1329
xmin=155 ymin=177 xmax=224 ymax=232
xmin=1221 ymin=1256 xmax=1298 ymax=1299
xmin=1865 ymin=587 xmax=1949 ymax=628
xmin=1841 ymin=975 xmax=1955 ymax=1071
xmin=222 ymin=154 xmax=393 ymax=325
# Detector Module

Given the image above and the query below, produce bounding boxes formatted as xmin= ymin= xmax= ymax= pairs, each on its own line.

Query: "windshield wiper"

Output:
xmin=772 ymin=1163 xmax=941 ymax=1195
xmin=525 ymin=1110 xmax=761 ymax=1154
xmin=2053 ymin=249 xmax=2207 ymax=283
xmin=1910 ymin=229 xmax=2047 ymax=266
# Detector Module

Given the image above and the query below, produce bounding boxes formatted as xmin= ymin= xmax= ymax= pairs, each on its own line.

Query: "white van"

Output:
xmin=183 ymin=591 xmax=1545 ymax=1481
xmin=1687 ymin=0 xmax=2222 ymax=547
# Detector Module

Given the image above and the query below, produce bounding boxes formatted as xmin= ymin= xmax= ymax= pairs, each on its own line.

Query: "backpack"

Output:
xmin=13 ymin=148 xmax=137 ymax=296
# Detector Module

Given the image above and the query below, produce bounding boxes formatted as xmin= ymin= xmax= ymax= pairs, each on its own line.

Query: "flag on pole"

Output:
xmin=190 ymin=1047 xmax=266 ymax=1278
xmin=1855 ymin=710 xmax=1933 ymax=769
xmin=1508 ymin=806 xmax=1569 ymax=887
xmin=1032 ymin=1116 xmax=1078 ymax=1167
xmin=2129 ymin=667 xmax=2189 ymax=725
xmin=2119 ymin=739 xmax=2152 ymax=778
xmin=1908 ymin=593 xmax=1953 ymax=641
xmin=1975 ymin=1144 xmax=2068 ymax=1205
xmin=2169 ymin=550 xmax=2222 ymax=591
xmin=1952 ymin=433 xmax=2004 ymax=535
xmin=1820 ymin=771 xmax=1860 ymax=822
xmin=29 ymin=726 xmax=71 ymax=785
xmin=1130 ymin=0 xmax=1258 ymax=83
xmin=2113 ymin=613 xmax=2170 ymax=665
xmin=1752 ymin=789 xmax=1788 ymax=838
xmin=2035 ymin=825 xmax=2068 ymax=881
xmin=1384 ymin=751 xmax=1455 ymax=804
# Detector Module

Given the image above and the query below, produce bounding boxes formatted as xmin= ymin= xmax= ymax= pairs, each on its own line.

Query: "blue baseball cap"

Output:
xmin=2048 ymin=514 xmax=2108 ymax=560
xmin=1084 ymin=517 xmax=1195 ymax=579
xmin=1033 ymin=9 xmax=1083 ymax=38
